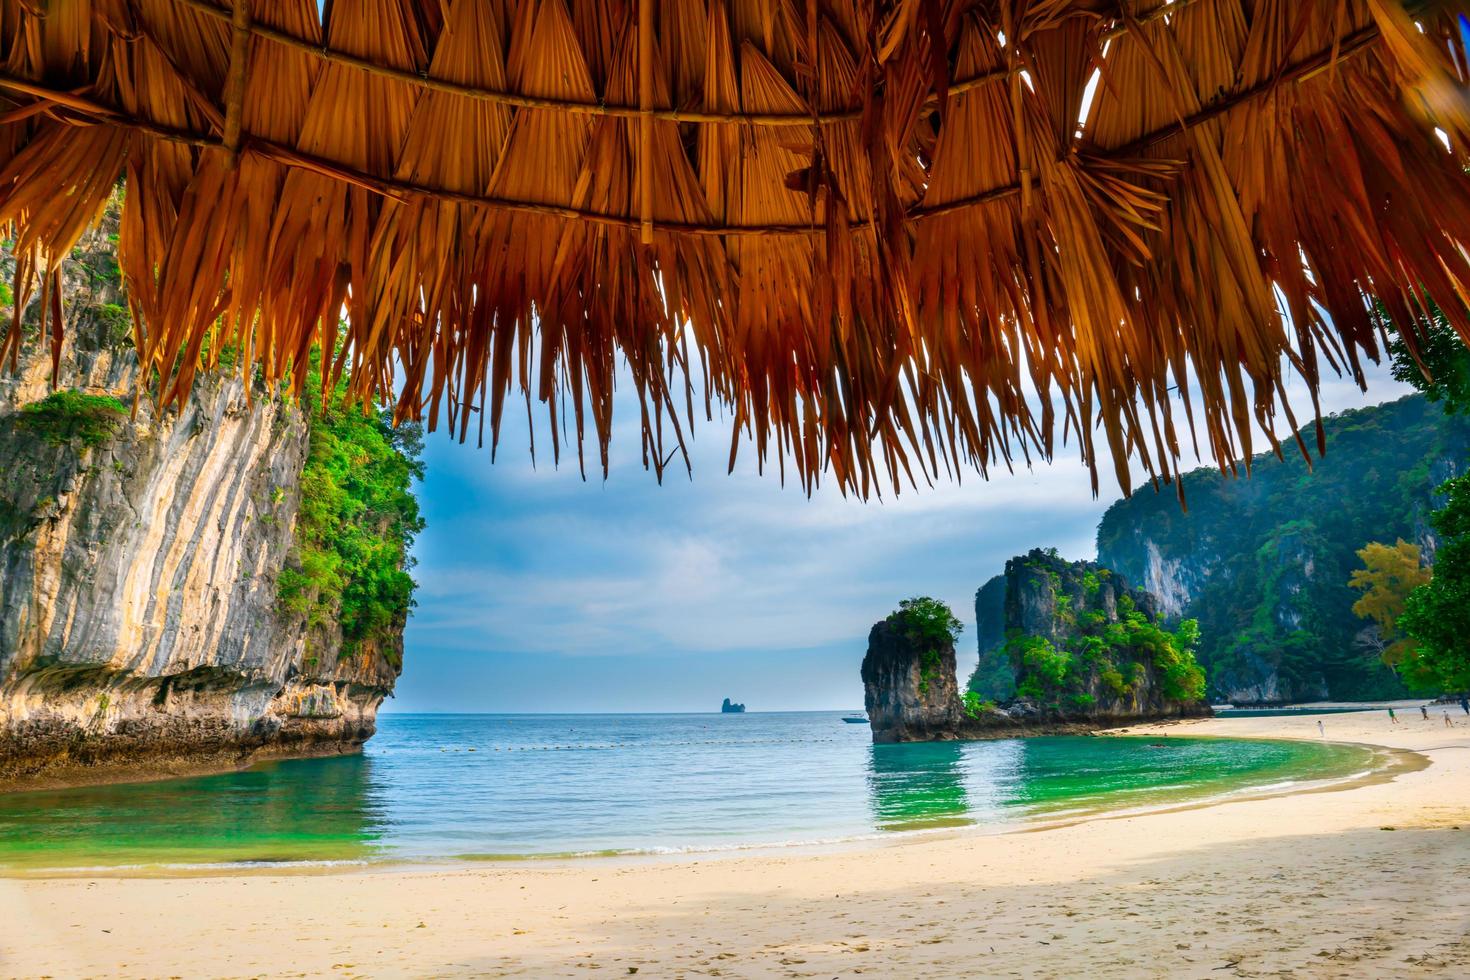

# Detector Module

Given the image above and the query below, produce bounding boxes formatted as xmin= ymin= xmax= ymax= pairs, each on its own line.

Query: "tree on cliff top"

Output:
xmin=894 ymin=597 xmax=964 ymax=696
xmin=896 ymin=597 xmax=964 ymax=647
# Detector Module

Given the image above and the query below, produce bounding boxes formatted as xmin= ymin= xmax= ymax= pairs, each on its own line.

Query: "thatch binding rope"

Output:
xmin=0 ymin=0 xmax=1469 ymax=501
xmin=155 ymin=0 xmax=1195 ymax=125
xmin=0 ymin=16 xmax=1419 ymax=235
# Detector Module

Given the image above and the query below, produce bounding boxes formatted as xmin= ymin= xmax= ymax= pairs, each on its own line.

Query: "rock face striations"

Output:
xmin=0 ymin=206 xmax=419 ymax=788
xmin=867 ymin=552 xmax=1210 ymax=743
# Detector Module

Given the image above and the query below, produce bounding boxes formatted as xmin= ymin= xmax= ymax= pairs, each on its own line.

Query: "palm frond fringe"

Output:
xmin=1 ymin=0 xmax=1469 ymax=498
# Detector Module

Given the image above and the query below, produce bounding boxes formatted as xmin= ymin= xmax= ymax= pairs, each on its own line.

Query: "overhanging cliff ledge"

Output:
xmin=863 ymin=552 xmax=1211 ymax=744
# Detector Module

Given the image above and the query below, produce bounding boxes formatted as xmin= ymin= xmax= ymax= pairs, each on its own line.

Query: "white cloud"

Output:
xmin=401 ymin=348 xmax=1415 ymax=709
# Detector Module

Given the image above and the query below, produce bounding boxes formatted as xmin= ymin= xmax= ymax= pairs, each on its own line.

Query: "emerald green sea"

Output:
xmin=0 ymin=713 xmax=1375 ymax=872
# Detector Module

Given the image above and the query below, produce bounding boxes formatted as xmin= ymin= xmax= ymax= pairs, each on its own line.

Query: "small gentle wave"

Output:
xmin=0 ymin=713 xmax=1377 ymax=872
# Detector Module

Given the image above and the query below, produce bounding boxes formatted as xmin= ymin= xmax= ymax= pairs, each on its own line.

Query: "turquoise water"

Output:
xmin=0 ymin=713 xmax=1374 ymax=871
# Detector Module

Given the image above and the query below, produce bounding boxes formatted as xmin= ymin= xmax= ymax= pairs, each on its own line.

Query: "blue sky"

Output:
xmin=392 ymin=359 xmax=1409 ymax=714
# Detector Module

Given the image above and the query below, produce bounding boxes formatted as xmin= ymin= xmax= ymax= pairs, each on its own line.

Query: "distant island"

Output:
xmin=720 ymin=698 xmax=746 ymax=714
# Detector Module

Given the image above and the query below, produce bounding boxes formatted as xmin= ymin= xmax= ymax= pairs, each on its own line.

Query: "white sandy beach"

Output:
xmin=2 ymin=710 xmax=1467 ymax=978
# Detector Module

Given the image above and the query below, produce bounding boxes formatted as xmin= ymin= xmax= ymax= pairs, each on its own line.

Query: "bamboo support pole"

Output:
xmin=162 ymin=0 xmax=1205 ymax=128
xmin=220 ymin=0 xmax=250 ymax=167
xmin=639 ymin=0 xmax=654 ymax=245
xmin=1002 ymin=7 xmax=1033 ymax=218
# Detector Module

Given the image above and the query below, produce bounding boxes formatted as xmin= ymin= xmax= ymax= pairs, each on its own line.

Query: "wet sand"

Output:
xmin=2 ymin=710 xmax=1467 ymax=978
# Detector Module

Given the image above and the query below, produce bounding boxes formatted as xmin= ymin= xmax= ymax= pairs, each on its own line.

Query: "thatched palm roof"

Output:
xmin=1 ymin=0 xmax=1468 ymax=496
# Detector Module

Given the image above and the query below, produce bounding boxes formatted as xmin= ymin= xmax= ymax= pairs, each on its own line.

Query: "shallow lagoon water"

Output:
xmin=0 ymin=712 xmax=1374 ymax=870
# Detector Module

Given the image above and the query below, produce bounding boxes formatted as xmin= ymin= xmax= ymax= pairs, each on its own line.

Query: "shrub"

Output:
xmin=1016 ymin=676 xmax=1044 ymax=699
xmin=1100 ymin=666 xmax=1131 ymax=697
xmin=1150 ymin=618 xmax=1207 ymax=702
xmin=961 ymin=690 xmax=994 ymax=719
xmin=16 ymin=390 xmax=128 ymax=448
xmin=897 ymin=596 xmax=964 ymax=646
xmin=94 ymin=302 xmax=130 ymax=332
xmin=1009 ymin=634 xmax=1071 ymax=687
xmin=1081 ymin=570 xmax=1101 ymax=596
xmin=77 ymin=302 xmax=134 ymax=351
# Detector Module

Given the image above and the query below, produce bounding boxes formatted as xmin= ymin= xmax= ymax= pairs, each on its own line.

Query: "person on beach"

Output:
xmin=1446 ymin=711 xmax=1455 ymax=728
xmin=1460 ymin=696 xmax=1468 ymax=715
xmin=1421 ymin=705 xmax=1431 ymax=721
xmin=1388 ymin=707 xmax=1398 ymax=725
xmin=1318 ymin=720 xmax=1326 ymax=738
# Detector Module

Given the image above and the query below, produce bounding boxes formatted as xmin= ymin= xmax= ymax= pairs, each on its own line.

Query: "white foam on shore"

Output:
xmin=10 ymin=858 xmax=375 ymax=876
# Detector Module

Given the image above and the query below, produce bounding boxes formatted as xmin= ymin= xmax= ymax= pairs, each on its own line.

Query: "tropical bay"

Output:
xmin=0 ymin=714 xmax=1376 ymax=871
xmin=1 ymin=709 xmax=1463 ymax=977
xmin=4 ymin=0 xmax=1470 ymax=976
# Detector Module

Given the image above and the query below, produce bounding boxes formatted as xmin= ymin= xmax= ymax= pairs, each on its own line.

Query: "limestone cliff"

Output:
xmin=0 ymin=209 xmax=416 ymax=788
xmin=1000 ymin=549 xmax=1210 ymax=724
xmin=861 ymin=609 xmax=974 ymax=743
xmin=967 ymin=574 xmax=1013 ymax=702
xmin=1097 ymin=396 xmax=1470 ymax=702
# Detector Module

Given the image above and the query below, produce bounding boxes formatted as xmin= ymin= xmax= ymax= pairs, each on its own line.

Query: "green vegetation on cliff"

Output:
xmin=2 ymin=201 xmax=425 ymax=669
xmin=1097 ymin=395 xmax=1469 ymax=701
xmin=960 ymin=690 xmax=993 ymax=719
xmin=16 ymin=390 xmax=127 ymax=449
xmin=1007 ymin=583 xmax=1206 ymax=709
xmin=276 ymin=358 xmax=425 ymax=663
